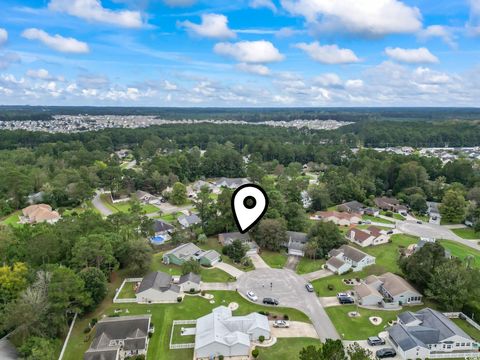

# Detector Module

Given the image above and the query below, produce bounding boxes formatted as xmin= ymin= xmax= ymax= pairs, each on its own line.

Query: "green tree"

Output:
xmin=308 ymin=184 xmax=331 ymax=211
xmin=440 ymin=189 xmax=466 ymax=223
xmin=19 ymin=337 xmax=59 ymax=360
xmin=299 ymin=345 xmax=322 ymax=360
xmin=0 ymin=262 xmax=28 ymax=307
xmin=252 ymin=219 xmax=287 ymax=251
xmin=181 ymin=259 xmax=201 ymax=275
xmin=170 ymin=182 xmax=187 ymax=205
xmin=79 ymin=267 xmax=108 ymax=306
xmin=72 ymin=234 xmax=117 ymax=274
xmin=307 ymin=222 xmax=346 ymax=258
xmin=347 ymin=342 xmax=373 ymax=360
xmin=222 ymin=239 xmax=246 ymax=263
xmin=408 ymin=193 xmax=428 ymax=213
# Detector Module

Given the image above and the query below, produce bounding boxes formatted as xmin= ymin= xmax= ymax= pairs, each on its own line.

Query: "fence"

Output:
xmin=113 ymin=278 xmax=142 ymax=303
xmin=169 ymin=320 xmax=197 ymax=350
xmin=429 ymin=353 xmax=480 ymax=359
xmin=58 ymin=313 xmax=78 ymax=360
xmin=443 ymin=312 xmax=480 ymax=331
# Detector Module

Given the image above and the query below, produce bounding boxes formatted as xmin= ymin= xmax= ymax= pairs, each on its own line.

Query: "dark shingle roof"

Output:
xmin=84 ymin=349 xmax=118 ymax=360
xmin=152 ymin=220 xmax=174 ymax=233
xmin=137 ymin=271 xmax=172 ymax=293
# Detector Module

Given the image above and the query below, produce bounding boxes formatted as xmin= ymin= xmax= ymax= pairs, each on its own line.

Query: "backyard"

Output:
xmin=200 ymin=237 xmax=255 ymax=271
xmin=439 ymin=240 xmax=480 ymax=268
xmin=451 ymin=318 xmax=480 ymax=341
xmin=362 ymin=214 xmax=394 ymax=224
xmin=296 ymin=257 xmax=326 ymax=275
xmin=99 ymin=194 xmax=159 ymax=214
xmin=256 ymin=338 xmax=321 ymax=360
xmin=452 ymin=228 xmax=480 ymax=240
xmin=0 ymin=211 xmax=21 ymax=227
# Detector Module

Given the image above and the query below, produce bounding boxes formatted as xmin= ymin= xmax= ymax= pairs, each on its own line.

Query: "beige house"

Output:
xmin=21 ymin=204 xmax=61 ymax=224
xmin=312 ymin=211 xmax=362 ymax=226
xmin=326 ymin=245 xmax=376 ymax=274
xmin=346 ymin=226 xmax=390 ymax=247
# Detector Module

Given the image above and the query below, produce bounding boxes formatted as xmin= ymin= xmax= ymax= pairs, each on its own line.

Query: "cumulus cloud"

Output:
xmin=179 ymin=14 xmax=236 ymax=39
xmin=281 ymin=0 xmax=422 ymax=36
xmin=26 ymin=69 xmax=54 ymax=80
xmin=214 ymin=40 xmax=284 ymax=63
xmin=313 ymin=73 xmax=342 ymax=87
xmin=21 ymin=28 xmax=89 ymax=53
xmin=467 ymin=0 xmax=480 ymax=35
xmin=164 ymin=0 xmax=196 ymax=7
xmin=294 ymin=42 xmax=360 ymax=64
xmin=417 ymin=25 xmax=456 ymax=48
xmin=48 ymin=0 xmax=143 ymax=28
xmin=385 ymin=47 xmax=438 ymax=64
xmin=249 ymin=0 xmax=277 ymax=12
xmin=236 ymin=63 xmax=270 ymax=76
xmin=0 ymin=28 xmax=7 ymax=47
xmin=0 ymin=53 xmax=21 ymax=69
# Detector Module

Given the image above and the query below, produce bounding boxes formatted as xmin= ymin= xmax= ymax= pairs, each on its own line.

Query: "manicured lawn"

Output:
xmin=62 ymin=291 xmax=310 ymax=360
xmin=380 ymin=210 xmax=405 ymax=220
xmin=325 ymin=305 xmax=424 ymax=340
xmin=257 ymin=338 xmax=321 ymax=360
xmin=452 ymin=228 xmax=480 ymax=240
xmin=362 ymin=215 xmax=394 ymax=224
xmin=451 ymin=318 xmax=480 ymax=341
xmin=0 ymin=211 xmax=21 ymax=227
xmin=260 ymin=250 xmax=288 ymax=269
xmin=200 ymin=237 xmax=254 ymax=271
xmin=117 ymin=281 xmax=137 ymax=299
xmin=159 ymin=212 xmax=182 ymax=223
xmin=171 ymin=323 xmax=196 ymax=344
xmin=439 ymin=240 xmax=480 ymax=268
xmin=99 ymin=194 xmax=159 ymax=214
xmin=296 ymin=257 xmax=326 ymax=275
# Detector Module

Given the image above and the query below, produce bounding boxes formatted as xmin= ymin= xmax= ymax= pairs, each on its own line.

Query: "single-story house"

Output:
xmin=363 ymin=207 xmax=380 ymax=216
xmin=152 ymin=219 xmax=174 ymax=236
xmin=84 ymin=315 xmax=151 ymax=360
xmin=218 ymin=232 xmax=259 ymax=255
xmin=312 ymin=211 xmax=362 ymax=226
xmin=285 ymin=231 xmax=308 ymax=257
xmin=178 ymin=272 xmax=201 ymax=293
xmin=337 ymin=201 xmax=365 ymax=214
xmin=163 ymin=243 xmax=221 ymax=266
xmin=388 ymin=308 xmax=478 ymax=359
xmin=213 ymin=178 xmax=249 ymax=189
xmin=374 ymin=197 xmax=408 ymax=214
xmin=134 ymin=190 xmax=157 ymax=204
xmin=27 ymin=191 xmax=45 ymax=205
xmin=194 ymin=306 xmax=270 ymax=359
xmin=346 ymin=226 xmax=390 ymax=247
xmin=326 ymin=245 xmax=375 ymax=274
xmin=135 ymin=271 xmax=181 ymax=303
xmin=21 ymin=204 xmax=61 ymax=224
xmin=178 ymin=213 xmax=201 ymax=228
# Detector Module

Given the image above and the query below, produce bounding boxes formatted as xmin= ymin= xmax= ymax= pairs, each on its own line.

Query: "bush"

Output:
xmin=90 ymin=318 xmax=98 ymax=326
xmin=327 ymin=284 xmax=334 ymax=291
xmin=177 ymin=296 xmax=183 ymax=302
xmin=385 ymin=211 xmax=393 ymax=217
xmin=252 ymin=348 xmax=259 ymax=358
xmin=219 ymin=356 xmax=224 ymax=360
xmin=83 ymin=326 xmax=91 ymax=333
xmin=273 ymin=314 xmax=277 ymax=319
xmin=283 ymin=314 xmax=289 ymax=320
xmin=259 ymin=335 xmax=265 ymax=343
xmin=190 ymin=288 xmax=195 ymax=293
xmin=201 ymin=290 xmax=206 ymax=296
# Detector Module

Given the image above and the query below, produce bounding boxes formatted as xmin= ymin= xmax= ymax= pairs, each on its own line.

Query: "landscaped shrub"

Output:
xmin=201 ymin=290 xmax=206 ymax=296
xmin=218 ymin=356 xmax=224 ymax=360
xmin=177 ymin=296 xmax=183 ymax=302
xmin=190 ymin=288 xmax=195 ymax=293
xmin=327 ymin=284 xmax=334 ymax=291
xmin=283 ymin=314 xmax=289 ymax=320
xmin=252 ymin=348 xmax=259 ymax=358
xmin=259 ymin=335 xmax=265 ymax=343
xmin=90 ymin=318 xmax=97 ymax=326
xmin=385 ymin=211 xmax=393 ymax=217
xmin=83 ymin=326 xmax=91 ymax=333
xmin=273 ymin=314 xmax=277 ymax=319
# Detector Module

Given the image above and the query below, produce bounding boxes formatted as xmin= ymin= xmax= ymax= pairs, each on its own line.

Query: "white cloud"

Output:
xmin=294 ymin=42 xmax=360 ymax=64
xmin=0 ymin=53 xmax=21 ymax=69
xmin=48 ymin=0 xmax=143 ymax=28
xmin=26 ymin=69 xmax=52 ymax=80
xmin=250 ymin=0 xmax=277 ymax=12
xmin=163 ymin=80 xmax=178 ymax=90
xmin=179 ymin=14 xmax=236 ymax=39
xmin=385 ymin=47 xmax=438 ymax=64
xmin=0 ymin=28 xmax=7 ymax=47
xmin=313 ymin=73 xmax=342 ymax=87
xmin=417 ymin=25 xmax=456 ymax=48
xmin=164 ymin=0 xmax=196 ymax=7
xmin=467 ymin=0 xmax=480 ymax=35
xmin=214 ymin=40 xmax=284 ymax=63
xmin=236 ymin=63 xmax=270 ymax=76
xmin=345 ymin=79 xmax=363 ymax=89
xmin=281 ymin=0 xmax=422 ymax=36
xmin=22 ymin=28 xmax=89 ymax=53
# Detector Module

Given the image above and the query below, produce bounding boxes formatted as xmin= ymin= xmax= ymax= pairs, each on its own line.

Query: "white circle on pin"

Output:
xmin=231 ymin=184 xmax=269 ymax=234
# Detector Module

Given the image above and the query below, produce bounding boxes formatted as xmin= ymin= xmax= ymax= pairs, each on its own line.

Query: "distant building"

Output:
xmin=178 ymin=213 xmax=201 ymax=228
xmin=374 ymin=197 xmax=407 ymax=214
xmin=312 ymin=211 xmax=362 ymax=226
xmin=285 ymin=231 xmax=308 ymax=257
xmin=218 ymin=232 xmax=259 ymax=255
xmin=213 ymin=178 xmax=249 ymax=189
xmin=326 ymin=245 xmax=375 ymax=274
xmin=21 ymin=204 xmax=61 ymax=224
xmin=337 ymin=201 xmax=365 ymax=214
xmin=178 ymin=272 xmax=201 ymax=293
xmin=346 ymin=226 xmax=390 ymax=247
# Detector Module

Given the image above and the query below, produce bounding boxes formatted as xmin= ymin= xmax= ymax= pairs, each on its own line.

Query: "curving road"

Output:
xmin=92 ymin=191 xmax=113 ymax=216
xmin=236 ymin=268 xmax=339 ymax=341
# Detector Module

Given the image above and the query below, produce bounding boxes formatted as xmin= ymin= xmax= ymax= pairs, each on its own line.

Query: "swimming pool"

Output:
xmin=150 ymin=235 xmax=166 ymax=244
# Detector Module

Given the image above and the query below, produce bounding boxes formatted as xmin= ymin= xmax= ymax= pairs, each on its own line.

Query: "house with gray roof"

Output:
xmin=214 ymin=178 xmax=249 ymax=189
xmin=163 ymin=242 xmax=221 ymax=266
xmin=135 ymin=271 xmax=181 ymax=303
xmin=178 ymin=272 xmax=201 ymax=292
xmin=337 ymin=200 xmax=365 ymax=214
xmin=194 ymin=306 xmax=270 ymax=359
xmin=178 ymin=213 xmax=201 ymax=228
xmin=285 ymin=231 xmax=308 ymax=257
xmin=84 ymin=315 xmax=151 ymax=360
xmin=218 ymin=232 xmax=259 ymax=255
xmin=388 ymin=308 xmax=478 ymax=359
xmin=326 ymin=245 xmax=375 ymax=274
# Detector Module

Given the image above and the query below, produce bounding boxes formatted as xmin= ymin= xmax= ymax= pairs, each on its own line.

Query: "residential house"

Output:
xmin=364 ymin=207 xmax=380 ymax=216
xmin=405 ymin=238 xmax=451 ymax=258
xmin=356 ymin=273 xmax=422 ymax=308
xmin=326 ymin=245 xmax=375 ymax=274
xmin=388 ymin=308 xmax=478 ymax=359
xmin=194 ymin=306 xmax=270 ymax=359
xmin=312 ymin=211 xmax=362 ymax=226
xmin=374 ymin=197 xmax=408 ymax=214
xmin=337 ymin=201 xmax=365 ymax=214
xmin=134 ymin=190 xmax=157 ymax=204
xmin=152 ymin=219 xmax=174 ymax=237
xmin=163 ymin=243 xmax=221 ymax=266
xmin=178 ymin=213 xmax=201 ymax=228
xmin=285 ymin=231 xmax=308 ymax=257
xmin=84 ymin=315 xmax=151 ymax=360
xmin=178 ymin=272 xmax=201 ymax=293
xmin=218 ymin=232 xmax=259 ymax=255
xmin=346 ymin=226 xmax=390 ymax=247
xmin=21 ymin=204 xmax=61 ymax=224
xmin=135 ymin=271 xmax=181 ymax=303
xmin=213 ymin=178 xmax=249 ymax=189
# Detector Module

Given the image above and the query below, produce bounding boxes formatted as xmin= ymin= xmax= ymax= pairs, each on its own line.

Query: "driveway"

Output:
xmin=92 ymin=191 xmax=113 ymax=216
xmin=302 ymin=269 xmax=333 ymax=282
xmin=214 ymin=262 xmax=244 ymax=278
xmin=319 ymin=297 xmax=341 ymax=308
xmin=201 ymin=282 xmax=237 ymax=291
xmin=237 ymin=268 xmax=339 ymax=341
xmin=156 ymin=202 xmax=194 ymax=214
xmin=270 ymin=321 xmax=319 ymax=339
xmin=284 ymin=255 xmax=301 ymax=271
xmin=0 ymin=338 xmax=18 ymax=360
xmin=343 ymin=340 xmax=402 ymax=360
xmin=249 ymin=253 xmax=270 ymax=269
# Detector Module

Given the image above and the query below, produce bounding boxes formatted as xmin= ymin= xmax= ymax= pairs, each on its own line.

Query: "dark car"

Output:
xmin=367 ymin=336 xmax=386 ymax=346
xmin=386 ymin=230 xmax=394 ymax=235
xmin=338 ymin=296 xmax=354 ymax=304
xmin=416 ymin=220 xmax=423 ymax=224
xmin=376 ymin=348 xmax=396 ymax=358
xmin=263 ymin=297 xmax=279 ymax=305
xmin=305 ymin=283 xmax=314 ymax=292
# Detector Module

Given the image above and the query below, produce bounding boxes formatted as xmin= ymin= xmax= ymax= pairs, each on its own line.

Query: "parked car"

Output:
xmin=305 ymin=283 xmax=314 ymax=292
xmin=273 ymin=320 xmax=289 ymax=328
xmin=376 ymin=348 xmax=396 ymax=358
xmin=263 ymin=297 xmax=279 ymax=305
xmin=338 ymin=296 xmax=354 ymax=304
xmin=416 ymin=220 xmax=423 ymax=224
xmin=247 ymin=291 xmax=258 ymax=302
xmin=367 ymin=336 xmax=386 ymax=346
xmin=336 ymin=292 xmax=348 ymax=298
xmin=364 ymin=220 xmax=372 ymax=224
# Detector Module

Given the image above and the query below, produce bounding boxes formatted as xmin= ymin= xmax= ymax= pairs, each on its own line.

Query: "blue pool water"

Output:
xmin=150 ymin=235 xmax=166 ymax=244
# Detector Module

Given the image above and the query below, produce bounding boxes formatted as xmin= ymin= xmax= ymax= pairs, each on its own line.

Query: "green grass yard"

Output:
xmin=451 ymin=318 xmax=480 ymax=341
xmin=380 ymin=210 xmax=405 ymax=220
xmin=159 ymin=212 xmax=182 ymax=223
xmin=171 ymin=323 xmax=196 ymax=345
xmin=439 ymin=240 xmax=480 ymax=268
xmin=117 ymin=281 xmax=137 ymax=299
xmin=362 ymin=215 xmax=394 ymax=224
xmin=452 ymin=228 xmax=480 ymax=240
xmin=257 ymin=338 xmax=321 ymax=360
xmin=260 ymin=250 xmax=288 ymax=268
xmin=99 ymin=194 xmax=159 ymax=215
xmin=0 ymin=211 xmax=21 ymax=227
xmin=296 ymin=257 xmax=326 ymax=275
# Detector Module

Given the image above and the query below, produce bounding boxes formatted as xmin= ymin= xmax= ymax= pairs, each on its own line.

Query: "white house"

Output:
xmin=194 ymin=306 xmax=270 ymax=359
xmin=135 ymin=271 xmax=181 ymax=303
xmin=326 ymin=245 xmax=375 ymax=274
xmin=312 ymin=211 xmax=362 ymax=226
xmin=388 ymin=308 xmax=478 ymax=359
xmin=346 ymin=226 xmax=390 ymax=247
xmin=178 ymin=272 xmax=201 ymax=293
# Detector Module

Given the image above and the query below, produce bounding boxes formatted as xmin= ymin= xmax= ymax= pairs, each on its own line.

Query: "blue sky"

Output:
xmin=0 ymin=0 xmax=479 ymax=106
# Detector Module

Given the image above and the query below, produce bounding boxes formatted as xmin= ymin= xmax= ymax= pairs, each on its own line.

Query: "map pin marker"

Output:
xmin=231 ymin=184 xmax=269 ymax=234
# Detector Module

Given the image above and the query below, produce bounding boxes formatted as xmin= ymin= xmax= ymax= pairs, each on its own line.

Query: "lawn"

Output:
xmin=451 ymin=318 xmax=480 ymax=341
xmin=171 ymin=323 xmax=196 ymax=344
xmin=159 ymin=212 xmax=182 ymax=223
xmin=362 ymin=215 xmax=394 ymax=224
xmin=99 ymin=194 xmax=159 ymax=214
xmin=325 ymin=304 xmax=424 ymax=340
xmin=452 ymin=228 xmax=480 ymax=240
xmin=439 ymin=240 xmax=480 ymax=268
xmin=117 ymin=281 xmax=137 ymax=299
xmin=380 ymin=210 xmax=405 ymax=221
xmin=256 ymin=338 xmax=321 ymax=360
xmin=296 ymin=257 xmax=326 ymax=275
xmin=0 ymin=211 xmax=21 ymax=227
xmin=200 ymin=237 xmax=254 ymax=271
xmin=260 ymin=250 xmax=288 ymax=269
xmin=62 ymin=291 xmax=310 ymax=360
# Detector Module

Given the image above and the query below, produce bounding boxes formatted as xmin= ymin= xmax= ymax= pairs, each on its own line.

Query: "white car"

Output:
xmin=273 ymin=320 xmax=289 ymax=328
xmin=247 ymin=291 xmax=258 ymax=302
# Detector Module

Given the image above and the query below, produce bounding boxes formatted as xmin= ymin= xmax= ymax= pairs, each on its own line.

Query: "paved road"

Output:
xmin=237 ymin=268 xmax=340 ymax=341
xmin=92 ymin=191 xmax=113 ymax=216
xmin=0 ymin=337 xmax=18 ymax=360
xmin=284 ymin=255 xmax=301 ymax=270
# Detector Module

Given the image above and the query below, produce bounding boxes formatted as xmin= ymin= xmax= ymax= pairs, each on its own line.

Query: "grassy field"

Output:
xmin=296 ymin=257 xmax=326 ymax=275
xmin=171 ymin=323 xmax=196 ymax=344
xmin=312 ymin=234 xmax=419 ymax=296
xmin=362 ymin=215 xmax=394 ymax=224
xmin=452 ymin=228 xmax=479 ymax=240
xmin=100 ymin=194 xmax=159 ymax=215
xmin=260 ymin=250 xmax=288 ymax=269
xmin=256 ymin=338 xmax=321 ymax=360
xmin=451 ymin=318 xmax=480 ymax=341
xmin=62 ymin=291 xmax=310 ymax=360
xmin=0 ymin=211 xmax=21 ymax=227
xmin=117 ymin=281 xmax=137 ymax=299
xmin=159 ymin=212 xmax=182 ymax=223
xmin=380 ymin=210 xmax=405 ymax=220
xmin=439 ymin=240 xmax=480 ymax=268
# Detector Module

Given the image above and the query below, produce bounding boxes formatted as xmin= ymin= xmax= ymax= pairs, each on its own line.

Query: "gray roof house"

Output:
xmin=194 ymin=306 xmax=270 ymax=359
xmin=326 ymin=245 xmax=375 ymax=274
xmin=135 ymin=271 xmax=181 ymax=303
xmin=218 ymin=232 xmax=259 ymax=254
xmin=214 ymin=178 xmax=249 ymax=189
xmin=388 ymin=308 xmax=478 ymax=359
xmin=178 ymin=272 xmax=201 ymax=292
xmin=152 ymin=219 xmax=174 ymax=235
xmin=178 ymin=213 xmax=201 ymax=228
xmin=84 ymin=315 xmax=151 ymax=360
xmin=337 ymin=200 xmax=365 ymax=214
xmin=163 ymin=243 xmax=221 ymax=266
xmin=285 ymin=231 xmax=308 ymax=257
